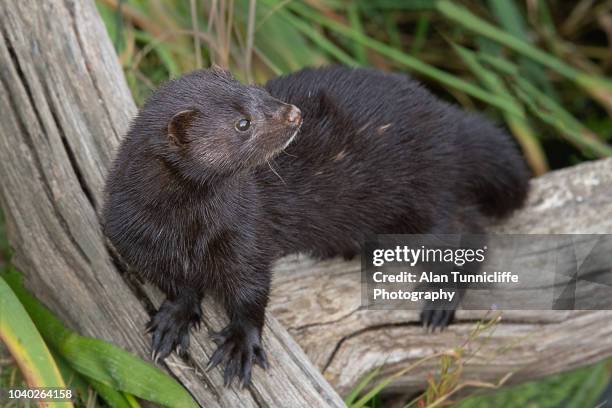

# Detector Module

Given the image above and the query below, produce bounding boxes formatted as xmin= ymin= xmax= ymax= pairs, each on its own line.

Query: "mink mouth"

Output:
xmin=250 ymin=110 xmax=302 ymax=166
xmin=257 ymin=125 xmax=301 ymax=165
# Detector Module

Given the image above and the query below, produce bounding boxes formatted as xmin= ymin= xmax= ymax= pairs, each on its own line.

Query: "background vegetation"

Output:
xmin=96 ymin=0 xmax=612 ymax=175
xmin=2 ymin=0 xmax=612 ymax=407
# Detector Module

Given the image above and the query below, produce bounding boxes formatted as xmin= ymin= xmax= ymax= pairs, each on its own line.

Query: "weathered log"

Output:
xmin=0 ymin=1 xmax=344 ymax=406
xmin=270 ymin=157 xmax=612 ymax=394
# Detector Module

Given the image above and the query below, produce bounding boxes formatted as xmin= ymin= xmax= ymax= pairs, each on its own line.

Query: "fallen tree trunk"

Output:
xmin=270 ymin=157 xmax=612 ymax=394
xmin=0 ymin=0 xmax=611 ymax=404
xmin=0 ymin=1 xmax=344 ymax=406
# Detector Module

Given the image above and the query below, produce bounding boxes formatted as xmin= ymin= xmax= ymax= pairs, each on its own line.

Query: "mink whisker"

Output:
xmin=267 ymin=159 xmax=286 ymax=185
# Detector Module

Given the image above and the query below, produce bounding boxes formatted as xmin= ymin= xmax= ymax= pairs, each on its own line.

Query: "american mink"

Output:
xmin=102 ymin=66 xmax=529 ymax=387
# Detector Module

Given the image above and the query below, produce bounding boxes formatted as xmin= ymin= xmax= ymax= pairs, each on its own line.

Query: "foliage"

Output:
xmin=0 ymin=276 xmax=71 ymax=408
xmin=0 ymin=267 xmax=197 ymax=408
xmin=456 ymin=361 xmax=610 ymax=408
xmin=96 ymin=0 xmax=612 ymax=174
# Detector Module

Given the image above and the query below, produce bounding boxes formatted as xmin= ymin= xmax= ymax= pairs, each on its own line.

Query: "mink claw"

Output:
xmin=206 ymin=345 xmax=226 ymax=372
xmin=145 ymin=321 xmax=154 ymax=334
xmin=253 ymin=347 xmax=269 ymax=370
xmin=209 ymin=331 xmax=226 ymax=346
xmin=206 ymin=324 xmax=266 ymax=387
xmin=420 ymin=308 xmax=455 ymax=333
xmin=147 ymin=297 xmax=203 ymax=364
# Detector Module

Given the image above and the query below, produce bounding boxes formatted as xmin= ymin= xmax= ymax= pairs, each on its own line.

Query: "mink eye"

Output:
xmin=235 ymin=118 xmax=251 ymax=132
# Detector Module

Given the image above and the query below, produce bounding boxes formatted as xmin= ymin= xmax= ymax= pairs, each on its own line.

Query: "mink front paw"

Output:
xmin=146 ymin=298 xmax=202 ymax=362
xmin=206 ymin=324 xmax=268 ymax=388
xmin=420 ymin=307 xmax=455 ymax=331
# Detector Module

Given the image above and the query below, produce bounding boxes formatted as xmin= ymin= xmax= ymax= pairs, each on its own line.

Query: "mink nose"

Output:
xmin=286 ymin=105 xmax=301 ymax=124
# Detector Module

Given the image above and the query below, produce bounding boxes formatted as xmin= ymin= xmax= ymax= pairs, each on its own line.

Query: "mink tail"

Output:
xmin=457 ymin=112 xmax=530 ymax=219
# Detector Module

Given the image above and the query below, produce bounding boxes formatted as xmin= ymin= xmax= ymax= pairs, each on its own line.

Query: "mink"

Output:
xmin=102 ymin=66 xmax=529 ymax=387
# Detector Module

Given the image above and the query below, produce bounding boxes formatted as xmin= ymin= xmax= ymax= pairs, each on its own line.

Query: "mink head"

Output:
xmin=132 ymin=68 xmax=302 ymax=182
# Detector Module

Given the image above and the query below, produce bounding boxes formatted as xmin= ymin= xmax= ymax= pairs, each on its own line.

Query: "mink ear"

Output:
xmin=167 ymin=109 xmax=198 ymax=146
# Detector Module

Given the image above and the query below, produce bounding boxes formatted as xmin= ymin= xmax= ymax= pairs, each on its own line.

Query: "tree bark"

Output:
xmin=0 ymin=1 xmax=344 ymax=407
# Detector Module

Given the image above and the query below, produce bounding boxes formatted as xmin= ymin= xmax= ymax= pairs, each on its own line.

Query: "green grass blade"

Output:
xmin=53 ymin=348 xmax=134 ymax=408
xmin=3 ymin=269 xmax=197 ymax=408
xmin=348 ymin=3 xmax=368 ymax=65
xmin=513 ymin=78 xmax=612 ymax=157
xmin=437 ymin=1 xmax=576 ymax=75
xmin=50 ymin=349 xmax=97 ymax=406
xmin=51 ymin=345 xmax=134 ymax=408
xmin=349 ymin=353 xmax=452 ymax=408
xmin=533 ymin=0 xmax=558 ymax=38
xmin=486 ymin=0 xmax=558 ymax=101
xmin=477 ymin=52 xmax=519 ymax=76
xmin=132 ymin=30 xmax=181 ymax=78
xmin=0 ymin=276 xmax=72 ymax=408
xmin=96 ymin=1 xmax=123 ymax=53
xmin=350 ymin=365 xmax=415 ymax=408
xmin=249 ymin=0 xmax=326 ymax=73
xmin=450 ymin=42 xmax=548 ymax=175
xmin=564 ymin=363 xmax=609 ymax=408
xmin=88 ymin=378 xmax=135 ymax=408
xmin=287 ymin=2 xmax=522 ymax=117
xmin=383 ymin=11 xmax=402 ymax=50
xmin=253 ymin=45 xmax=283 ymax=76
xmin=357 ymin=0 xmax=437 ymax=11
xmin=410 ymin=14 xmax=430 ymax=55
xmin=486 ymin=0 xmax=525 ymax=38
xmin=58 ymin=334 xmax=193 ymax=407
xmin=279 ymin=10 xmax=361 ymax=66
xmin=436 ymin=0 xmax=612 ymax=113
xmin=457 ymin=362 xmax=608 ymax=408
xmin=476 ymin=34 xmax=612 ymax=159
xmin=344 ymin=366 xmax=383 ymax=406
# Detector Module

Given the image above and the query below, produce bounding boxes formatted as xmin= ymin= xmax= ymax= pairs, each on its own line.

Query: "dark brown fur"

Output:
xmin=102 ymin=66 xmax=529 ymax=387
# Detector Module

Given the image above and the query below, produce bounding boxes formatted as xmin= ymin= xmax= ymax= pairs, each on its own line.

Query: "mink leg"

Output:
xmin=206 ymin=278 xmax=270 ymax=388
xmin=419 ymin=252 xmax=466 ymax=331
xmin=147 ymin=287 xmax=203 ymax=362
xmin=420 ymin=212 xmax=486 ymax=331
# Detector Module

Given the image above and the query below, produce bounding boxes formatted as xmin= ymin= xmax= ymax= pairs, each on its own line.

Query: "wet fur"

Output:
xmin=102 ymin=66 xmax=529 ymax=387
